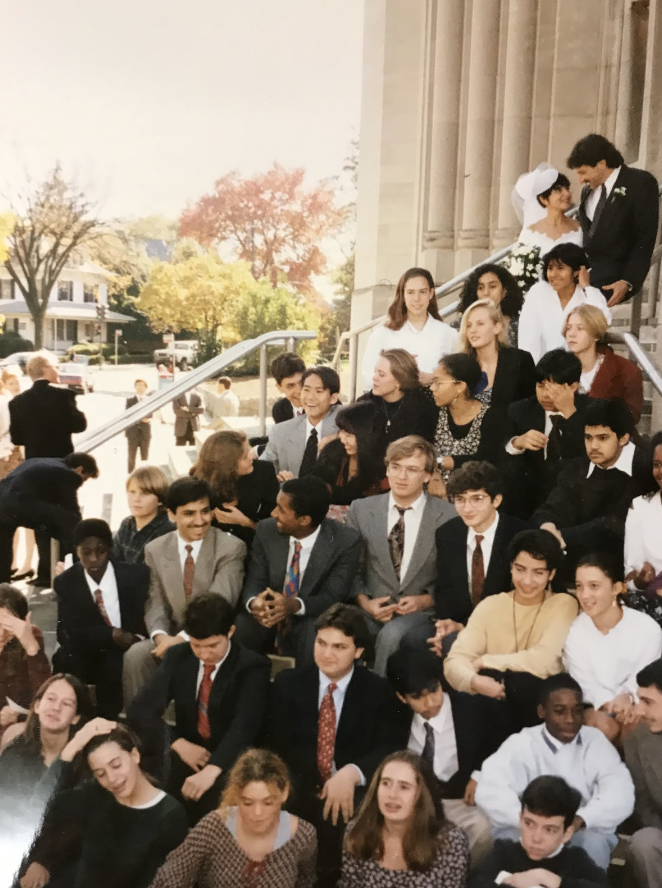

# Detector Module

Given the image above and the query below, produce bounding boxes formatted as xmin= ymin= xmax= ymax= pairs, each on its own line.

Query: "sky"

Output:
xmin=0 ymin=0 xmax=364 ymax=222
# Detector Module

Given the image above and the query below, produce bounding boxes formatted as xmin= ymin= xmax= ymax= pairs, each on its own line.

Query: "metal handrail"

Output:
xmin=76 ymin=330 xmax=316 ymax=453
xmin=611 ymin=330 xmax=662 ymax=396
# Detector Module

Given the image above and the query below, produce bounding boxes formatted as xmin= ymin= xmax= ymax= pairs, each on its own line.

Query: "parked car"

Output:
xmin=58 ymin=355 xmax=94 ymax=393
xmin=153 ymin=340 xmax=198 ymax=371
xmin=0 ymin=351 xmax=35 ymax=373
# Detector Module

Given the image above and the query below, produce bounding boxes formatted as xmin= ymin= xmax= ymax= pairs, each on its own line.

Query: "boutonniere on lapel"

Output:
xmin=613 ymin=186 xmax=627 ymax=198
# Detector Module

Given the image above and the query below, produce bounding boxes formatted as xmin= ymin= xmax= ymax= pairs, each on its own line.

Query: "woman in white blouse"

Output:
xmin=361 ymin=267 xmax=459 ymax=391
xmin=564 ymin=552 xmax=662 ymax=743
xmin=624 ymin=431 xmax=662 ymax=623
xmin=514 ymin=163 xmax=583 ymax=257
xmin=518 ymin=243 xmax=611 ymax=363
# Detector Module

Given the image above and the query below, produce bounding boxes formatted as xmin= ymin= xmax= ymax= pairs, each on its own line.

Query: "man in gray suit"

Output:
xmin=347 ymin=436 xmax=455 ymax=676
xmin=123 ymin=477 xmax=246 ymax=705
xmin=234 ymin=476 xmax=362 ymax=663
xmin=260 ymin=366 xmax=341 ymax=480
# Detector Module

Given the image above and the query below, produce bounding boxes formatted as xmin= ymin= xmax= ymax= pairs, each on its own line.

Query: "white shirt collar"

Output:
xmin=319 ymin=666 xmax=354 ymax=695
xmin=404 ymin=315 xmax=433 ymax=335
xmin=84 ymin=561 xmax=116 ymax=594
xmin=603 ymin=166 xmax=621 ymax=196
xmin=541 ymin=724 xmax=583 ymax=752
xmin=177 ymin=534 xmax=204 ymax=560
xmin=292 ymin=524 xmax=322 ymax=553
xmin=389 ymin=491 xmax=426 ymax=515
xmin=586 ymin=440 xmax=636 ymax=477
xmin=413 ymin=693 xmax=449 ymax=733
xmin=467 ymin=511 xmax=499 ymax=546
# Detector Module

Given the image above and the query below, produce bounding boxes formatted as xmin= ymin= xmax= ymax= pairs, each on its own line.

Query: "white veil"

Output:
xmin=512 ymin=162 xmax=560 ymax=229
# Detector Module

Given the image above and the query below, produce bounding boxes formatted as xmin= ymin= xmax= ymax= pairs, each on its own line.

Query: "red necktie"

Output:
xmin=197 ymin=664 xmax=214 ymax=740
xmin=470 ymin=535 xmax=485 ymax=608
xmin=317 ymin=682 xmax=337 ymax=784
xmin=94 ymin=589 xmax=112 ymax=626
xmin=183 ymin=544 xmax=195 ymax=598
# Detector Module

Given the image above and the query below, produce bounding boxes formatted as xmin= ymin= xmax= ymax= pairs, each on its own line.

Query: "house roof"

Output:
xmin=0 ymin=300 xmax=135 ymax=323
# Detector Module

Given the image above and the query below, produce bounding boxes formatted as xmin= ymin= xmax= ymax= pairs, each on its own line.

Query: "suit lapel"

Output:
xmin=291 ymin=415 xmax=307 ymax=473
xmin=483 ymin=516 xmax=503 ymax=592
xmin=71 ymin=564 xmax=105 ymax=625
xmin=336 ymin=667 xmax=361 ymax=749
xmin=163 ymin=534 xmax=185 ymax=616
xmin=208 ymin=642 xmax=240 ymax=711
xmin=373 ymin=497 xmax=398 ymax=585
xmin=193 ymin=531 xmax=216 ymax=596
xmin=299 ymin=522 xmax=330 ymax=597
xmin=401 ymin=496 xmax=433 ymax=588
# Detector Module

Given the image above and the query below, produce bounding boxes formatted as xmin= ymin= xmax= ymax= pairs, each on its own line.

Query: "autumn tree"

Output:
xmin=3 ymin=166 xmax=100 ymax=348
xmin=0 ymin=214 xmax=13 ymax=264
xmin=179 ymin=164 xmax=346 ymax=292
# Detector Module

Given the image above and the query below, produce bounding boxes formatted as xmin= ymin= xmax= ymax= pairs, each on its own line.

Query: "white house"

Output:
xmin=0 ymin=260 xmax=134 ymax=351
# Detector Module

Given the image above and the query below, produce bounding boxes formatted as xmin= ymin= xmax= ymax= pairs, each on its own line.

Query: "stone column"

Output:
xmin=421 ymin=0 xmax=464 ymax=281
xmin=457 ymin=0 xmax=502 ymax=267
xmin=494 ymin=0 xmax=539 ymax=247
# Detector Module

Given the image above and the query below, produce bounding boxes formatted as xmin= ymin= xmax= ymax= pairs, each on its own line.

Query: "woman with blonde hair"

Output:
xmin=359 ymin=348 xmax=439 ymax=444
xmin=459 ymin=299 xmax=535 ymax=409
xmin=563 ymin=302 xmax=643 ymax=423
xmin=360 ymin=267 xmax=459 ymax=390
xmin=190 ymin=430 xmax=278 ymax=546
xmin=150 ymin=748 xmax=317 ymax=888
xmin=339 ymin=750 xmax=468 ymax=888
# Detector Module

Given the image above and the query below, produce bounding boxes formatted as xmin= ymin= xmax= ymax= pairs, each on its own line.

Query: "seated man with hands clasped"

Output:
xmin=234 ymin=476 xmax=361 ymax=664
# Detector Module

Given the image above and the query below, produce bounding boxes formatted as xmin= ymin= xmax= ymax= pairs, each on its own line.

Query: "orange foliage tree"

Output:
xmin=179 ymin=164 xmax=346 ymax=292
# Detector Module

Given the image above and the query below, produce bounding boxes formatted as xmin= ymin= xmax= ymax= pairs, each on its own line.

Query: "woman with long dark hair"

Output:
xmin=456 ymin=263 xmax=523 ymax=347
xmin=315 ymin=402 xmax=389 ymax=508
xmin=20 ymin=723 xmax=188 ymax=888
xmin=190 ymin=430 xmax=279 ymax=547
xmin=339 ymin=750 xmax=468 ymax=888
xmin=361 ymin=267 xmax=459 ymax=390
xmin=0 ymin=584 xmax=51 ymax=746
xmin=359 ymin=349 xmax=439 ymax=445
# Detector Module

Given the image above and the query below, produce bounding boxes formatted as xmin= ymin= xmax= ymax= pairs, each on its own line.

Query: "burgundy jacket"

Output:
xmin=0 ymin=626 xmax=51 ymax=723
xmin=588 ymin=346 xmax=643 ymax=424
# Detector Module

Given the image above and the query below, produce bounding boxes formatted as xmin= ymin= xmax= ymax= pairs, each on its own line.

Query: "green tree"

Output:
xmin=3 ymin=166 xmax=100 ymax=348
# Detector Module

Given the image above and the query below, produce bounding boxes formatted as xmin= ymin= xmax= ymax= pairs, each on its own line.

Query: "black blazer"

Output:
xmin=241 ymin=517 xmax=362 ymax=618
xmin=434 ymin=513 xmax=532 ymax=624
xmin=490 ymin=347 xmax=536 ymax=409
xmin=577 ymin=165 xmax=659 ymax=294
xmin=268 ymin=664 xmax=409 ymax=796
xmin=358 ymin=389 xmax=438 ymax=444
xmin=214 ymin=460 xmax=280 ymax=547
xmin=9 ymin=380 xmax=87 ymax=459
xmin=54 ymin=560 xmax=149 ymax=655
xmin=125 ymin=394 xmax=152 ymax=439
xmin=0 ymin=457 xmax=83 ymax=515
xmin=272 ymin=397 xmax=295 ymax=424
xmin=128 ymin=641 xmax=270 ymax=770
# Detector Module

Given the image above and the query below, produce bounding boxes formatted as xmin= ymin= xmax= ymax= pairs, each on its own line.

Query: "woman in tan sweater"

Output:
xmin=444 ymin=529 xmax=578 ymax=741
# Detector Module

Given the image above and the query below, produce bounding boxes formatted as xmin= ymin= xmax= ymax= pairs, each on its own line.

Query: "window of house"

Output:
xmin=56 ymin=319 xmax=65 ymax=340
xmin=83 ymin=283 xmax=96 ymax=303
xmin=66 ymin=320 xmax=78 ymax=342
xmin=0 ymin=280 xmax=14 ymax=300
xmin=58 ymin=281 xmax=73 ymax=301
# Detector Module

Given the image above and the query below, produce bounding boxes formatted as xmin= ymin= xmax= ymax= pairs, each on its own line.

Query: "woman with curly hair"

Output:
xmin=456 ymin=263 xmax=523 ymax=347
xmin=190 ymin=430 xmax=279 ymax=547
xmin=339 ymin=750 xmax=469 ymax=888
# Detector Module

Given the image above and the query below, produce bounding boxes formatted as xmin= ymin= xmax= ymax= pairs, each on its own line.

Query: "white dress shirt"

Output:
xmin=318 ymin=667 xmax=365 ymax=784
xmin=408 ymin=696 xmax=459 ymax=782
xmin=563 ymin=608 xmax=662 ymax=710
xmin=586 ymin=440 xmax=636 ymax=478
xmin=387 ymin=491 xmax=426 ymax=583
xmin=195 ymin=641 xmax=232 ymax=694
xmin=625 ymin=491 xmax=662 ymax=584
xmin=466 ymin=513 xmax=499 ymax=587
xmin=361 ymin=316 xmax=459 ymax=390
xmin=475 ymin=723 xmax=634 ymax=832
xmin=585 ymin=167 xmax=621 ymax=220
xmin=85 ymin=562 xmax=121 ymax=628
xmin=245 ymin=525 xmax=322 ymax=614
xmin=518 ymin=281 xmax=612 ymax=364
xmin=505 ymin=411 xmax=565 ymax=459
xmin=177 ymin=535 xmax=203 ymax=567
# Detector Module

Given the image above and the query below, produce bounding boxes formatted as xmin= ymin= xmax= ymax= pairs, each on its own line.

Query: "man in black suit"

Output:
xmin=534 ymin=397 xmax=653 ymax=578
xmin=503 ymin=349 xmax=590 ymax=519
xmin=271 ymin=351 xmax=305 ymax=423
xmin=567 ymin=133 xmax=659 ymax=307
xmin=0 ymin=452 xmax=98 ymax=583
xmin=52 ymin=518 xmax=149 ymax=718
xmin=128 ymin=592 xmax=270 ymax=825
xmin=234 ymin=476 xmax=362 ymax=664
xmin=269 ymin=603 xmax=409 ymax=887
xmin=432 ymin=461 xmax=530 ymax=654
xmin=172 ymin=391 xmax=203 ymax=446
xmin=387 ymin=647 xmax=497 ymax=864
xmin=9 ymin=352 xmax=87 ymax=459
xmin=125 ymin=378 xmax=152 ymax=473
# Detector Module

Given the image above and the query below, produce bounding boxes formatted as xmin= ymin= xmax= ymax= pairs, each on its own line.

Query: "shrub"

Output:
xmin=0 ymin=333 xmax=33 ymax=358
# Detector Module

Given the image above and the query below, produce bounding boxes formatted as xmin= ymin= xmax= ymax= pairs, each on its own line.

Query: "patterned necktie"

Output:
xmin=388 ymin=506 xmax=411 ymax=580
xmin=589 ymin=184 xmax=608 ymax=237
xmin=317 ymin=681 xmax=338 ymax=785
xmin=470 ymin=535 xmax=485 ymax=608
xmin=299 ymin=427 xmax=319 ymax=476
xmin=183 ymin=544 xmax=195 ymax=598
xmin=546 ymin=415 xmax=563 ymax=463
xmin=197 ymin=664 xmax=214 ymax=740
xmin=275 ymin=541 xmax=302 ymax=653
xmin=422 ymin=721 xmax=435 ymax=769
xmin=94 ymin=589 xmax=112 ymax=626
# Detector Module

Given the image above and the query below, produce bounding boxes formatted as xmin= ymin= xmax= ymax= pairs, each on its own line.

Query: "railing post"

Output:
xmin=286 ymin=336 xmax=295 ymax=352
xmin=259 ymin=343 xmax=268 ymax=437
xmin=631 ymin=296 xmax=643 ymax=340
xmin=348 ymin=334 xmax=359 ymax=402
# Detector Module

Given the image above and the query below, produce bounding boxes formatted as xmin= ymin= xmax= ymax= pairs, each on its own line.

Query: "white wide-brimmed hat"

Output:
xmin=512 ymin=162 xmax=560 ymax=228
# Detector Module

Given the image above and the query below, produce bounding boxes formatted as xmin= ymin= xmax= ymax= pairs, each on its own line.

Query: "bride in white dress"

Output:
xmin=514 ymin=162 xmax=583 ymax=255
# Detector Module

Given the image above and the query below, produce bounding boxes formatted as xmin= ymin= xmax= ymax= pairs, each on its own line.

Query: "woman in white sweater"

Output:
xmin=518 ymin=243 xmax=611 ymax=363
xmin=361 ymin=267 xmax=458 ymax=391
xmin=564 ymin=552 xmax=662 ymax=743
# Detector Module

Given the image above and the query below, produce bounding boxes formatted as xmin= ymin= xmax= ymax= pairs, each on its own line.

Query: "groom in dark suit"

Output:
xmin=567 ymin=133 xmax=659 ymax=307
xmin=234 ymin=475 xmax=362 ymax=663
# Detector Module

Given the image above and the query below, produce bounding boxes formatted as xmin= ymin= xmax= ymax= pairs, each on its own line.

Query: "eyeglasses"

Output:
xmin=387 ymin=464 xmax=426 ymax=478
xmin=429 ymin=378 xmax=456 ymax=391
xmin=453 ymin=494 xmax=489 ymax=508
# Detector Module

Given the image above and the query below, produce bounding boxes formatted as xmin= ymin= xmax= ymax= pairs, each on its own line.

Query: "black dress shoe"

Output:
xmin=27 ymin=576 xmax=50 ymax=588
xmin=13 ymin=569 xmax=35 ymax=581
